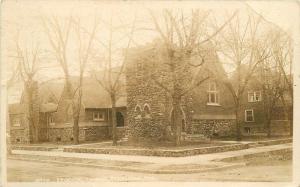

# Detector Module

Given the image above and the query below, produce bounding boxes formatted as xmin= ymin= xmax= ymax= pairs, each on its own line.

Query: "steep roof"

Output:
xmin=8 ymin=103 xmax=24 ymax=114
xmin=39 ymin=75 xmax=126 ymax=109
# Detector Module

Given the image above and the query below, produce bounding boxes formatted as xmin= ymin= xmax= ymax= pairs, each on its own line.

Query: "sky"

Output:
xmin=1 ymin=0 xmax=299 ymax=103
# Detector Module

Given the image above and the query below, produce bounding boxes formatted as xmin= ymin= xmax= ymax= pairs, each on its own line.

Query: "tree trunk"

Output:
xmin=26 ymin=82 xmax=39 ymax=143
xmin=73 ymin=116 xmax=79 ymax=144
xmin=235 ymin=106 xmax=242 ymax=141
xmin=280 ymin=94 xmax=293 ymax=136
xmin=173 ymin=95 xmax=182 ymax=146
xmin=111 ymin=94 xmax=117 ymax=146
xmin=266 ymin=117 xmax=271 ymax=138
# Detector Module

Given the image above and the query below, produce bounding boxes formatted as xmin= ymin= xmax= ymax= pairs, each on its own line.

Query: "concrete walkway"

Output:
xmin=11 ymin=143 xmax=292 ymax=165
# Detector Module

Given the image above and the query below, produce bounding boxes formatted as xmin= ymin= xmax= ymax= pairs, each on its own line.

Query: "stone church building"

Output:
xmin=8 ymin=40 xmax=292 ymax=144
xmin=124 ymin=40 xmax=238 ymax=143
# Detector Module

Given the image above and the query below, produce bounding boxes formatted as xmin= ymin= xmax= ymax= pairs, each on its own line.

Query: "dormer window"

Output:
xmin=248 ymin=91 xmax=261 ymax=102
xmin=207 ymin=82 xmax=220 ymax=106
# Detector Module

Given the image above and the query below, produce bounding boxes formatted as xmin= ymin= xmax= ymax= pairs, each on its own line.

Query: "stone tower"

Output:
xmin=125 ymin=41 xmax=193 ymax=145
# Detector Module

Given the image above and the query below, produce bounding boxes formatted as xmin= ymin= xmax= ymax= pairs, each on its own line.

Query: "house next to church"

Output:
xmin=8 ymin=77 xmax=127 ymax=144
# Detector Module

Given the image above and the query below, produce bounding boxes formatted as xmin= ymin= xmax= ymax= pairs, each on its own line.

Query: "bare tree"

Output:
xmin=260 ymin=48 xmax=285 ymax=137
xmin=268 ymin=30 xmax=293 ymax=136
xmin=10 ymin=33 xmax=41 ymax=143
xmin=72 ymin=17 xmax=98 ymax=144
xmin=215 ymin=11 xmax=272 ymax=140
xmin=92 ymin=13 xmax=136 ymax=146
xmin=147 ymin=9 xmax=236 ymax=146
xmin=42 ymin=15 xmax=98 ymax=144
xmin=6 ymin=64 xmax=20 ymax=154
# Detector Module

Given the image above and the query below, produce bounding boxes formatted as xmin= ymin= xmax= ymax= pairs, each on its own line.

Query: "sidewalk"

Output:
xmin=11 ymin=143 xmax=292 ymax=165
xmin=9 ymin=143 xmax=292 ymax=174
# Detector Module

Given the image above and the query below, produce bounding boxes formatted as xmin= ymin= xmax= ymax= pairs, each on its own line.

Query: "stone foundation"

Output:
xmin=48 ymin=126 xmax=109 ymax=143
xmin=127 ymin=118 xmax=164 ymax=144
xmin=192 ymin=119 xmax=236 ymax=137
xmin=10 ymin=129 xmax=30 ymax=144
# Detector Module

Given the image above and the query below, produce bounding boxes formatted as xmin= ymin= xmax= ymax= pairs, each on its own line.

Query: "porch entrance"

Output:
xmin=116 ymin=112 xmax=124 ymax=127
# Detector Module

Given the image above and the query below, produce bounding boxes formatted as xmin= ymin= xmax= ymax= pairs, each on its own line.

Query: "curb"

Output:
xmin=8 ymin=156 xmax=245 ymax=174
xmin=213 ymin=147 xmax=292 ymax=162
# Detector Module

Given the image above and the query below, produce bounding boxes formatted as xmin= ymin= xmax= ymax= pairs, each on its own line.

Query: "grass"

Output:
xmin=79 ymin=140 xmax=233 ymax=150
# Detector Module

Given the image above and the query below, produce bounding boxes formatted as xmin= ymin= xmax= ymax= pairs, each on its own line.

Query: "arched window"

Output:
xmin=144 ymin=104 xmax=151 ymax=118
xmin=134 ymin=105 xmax=142 ymax=118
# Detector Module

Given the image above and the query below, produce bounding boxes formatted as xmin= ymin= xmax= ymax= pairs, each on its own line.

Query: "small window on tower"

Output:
xmin=144 ymin=104 xmax=151 ymax=118
xmin=135 ymin=105 xmax=142 ymax=118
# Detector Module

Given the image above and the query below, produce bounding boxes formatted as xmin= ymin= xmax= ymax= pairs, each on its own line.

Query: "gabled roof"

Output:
xmin=9 ymin=103 xmax=24 ymax=114
xmin=40 ymin=103 xmax=58 ymax=113
xmin=79 ymin=77 xmax=126 ymax=108
xmin=39 ymin=75 xmax=126 ymax=109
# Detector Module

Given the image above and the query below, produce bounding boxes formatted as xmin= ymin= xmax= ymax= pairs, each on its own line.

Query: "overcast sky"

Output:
xmin=1 ymin=0 xmax=299 ymax=86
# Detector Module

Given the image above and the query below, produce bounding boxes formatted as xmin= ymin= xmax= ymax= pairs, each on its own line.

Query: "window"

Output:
xmin=135 ymin=105 xmax=142 ymax=118
xmin=207 ymin=82 xmax=219 ymax=105
xmin=12 ymin=117 xmax=20 ymax=127
xmin=93 ymin=111 xmax=105 ymax=121
xmin=144 ymin=104 xmax=151 ymax=118
xmin=245 ymin=109 xmax=254 ymax=122
xmin=248 ymin=91 xmax=261 ymax=102
xmin=49 ymin=114 xmax=55 ymax=126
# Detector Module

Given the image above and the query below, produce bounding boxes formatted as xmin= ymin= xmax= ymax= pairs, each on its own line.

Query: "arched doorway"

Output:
xmin=116 ymin=112 xmax=124 ymax=127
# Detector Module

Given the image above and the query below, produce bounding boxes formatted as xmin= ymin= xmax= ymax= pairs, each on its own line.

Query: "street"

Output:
xmin=7 ymin=159 xmax=292 ymax=182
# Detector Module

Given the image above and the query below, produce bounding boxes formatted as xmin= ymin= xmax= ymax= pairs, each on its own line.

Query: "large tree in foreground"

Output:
xmin=11 ymin=33 xmax=42 ymax=143
xmin=147 ymin=9 xmax=237 ymax=145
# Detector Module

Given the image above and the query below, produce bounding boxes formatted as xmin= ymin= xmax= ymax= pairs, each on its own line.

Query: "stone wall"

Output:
xmin=10 ymin=113 xmax=30 ymax=144
xmin=10 ymin=129 xmax=30 ymax=144
xmin=64 ymin=143 xmax=248 ymax=157
xmin=192 ymin=119 xmax=236 ymax=137
xmin=48 ymin=126 xmax=109 ymax=143
xmin=125 ymin=43 xmax=193 ymax=144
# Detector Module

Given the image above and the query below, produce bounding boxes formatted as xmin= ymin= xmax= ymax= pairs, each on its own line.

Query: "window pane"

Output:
xmin=246 ymin=110 xmax=253 ymax=121
xmin=255 ymin=92 xmax=261 ymax=101
xmin=248 ymin=93 xmax=254 ymax=102
xmin=247 ymin=116 xmax=253 ymax=121
xmin=211 ymin=93 xmax=215 ymax=103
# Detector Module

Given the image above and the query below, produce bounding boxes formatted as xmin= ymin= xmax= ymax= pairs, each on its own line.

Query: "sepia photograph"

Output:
xmin=0 ymin=0 xmax=299 ymax=186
